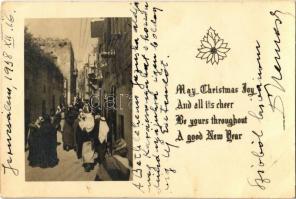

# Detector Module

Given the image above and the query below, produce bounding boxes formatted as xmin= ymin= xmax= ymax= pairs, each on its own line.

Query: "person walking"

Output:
xmin=27 ymin=116 xmax=43 ymax=167
xmin=62 ymin=107 xmax=75 ymax=151
xmin=93 ymin=114 xmax=108 ymax=166
xmin=76 ymin=104 xmax=97 ymax=172
xmin=39 ymin=114 xmax=59 ymax=168
xmin=74 ymin=108 xmax=83 ymax=158
xmin=58 ymin=106 xmax=65 ymax=133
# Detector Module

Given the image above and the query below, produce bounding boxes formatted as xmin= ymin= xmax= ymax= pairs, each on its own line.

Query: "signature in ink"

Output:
xmin=264 ymin=10 xmax=286 ymax=130
xmin=248 ymin=40 xmax=264 ymax=120
xmin=247 ymin=130 xmax=270 ymax=190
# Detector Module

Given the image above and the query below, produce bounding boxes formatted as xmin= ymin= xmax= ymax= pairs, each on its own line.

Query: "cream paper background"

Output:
xmin=0 ymin=1 xmax=295 ymax=198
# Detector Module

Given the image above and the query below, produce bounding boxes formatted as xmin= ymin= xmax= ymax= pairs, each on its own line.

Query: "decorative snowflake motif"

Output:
xmin=196 ymin=27 xmax=230 ymax=65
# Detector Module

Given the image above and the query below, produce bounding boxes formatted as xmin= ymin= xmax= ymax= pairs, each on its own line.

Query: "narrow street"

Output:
xmin=25 ymin=18 xmax=132 ymax=182
xmin=25 ymin=131 xmax=97 ymax=181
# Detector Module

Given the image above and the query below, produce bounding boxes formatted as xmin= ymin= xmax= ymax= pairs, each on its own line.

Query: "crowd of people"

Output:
xmin=26 ymin=98 xmax=131 ymax=181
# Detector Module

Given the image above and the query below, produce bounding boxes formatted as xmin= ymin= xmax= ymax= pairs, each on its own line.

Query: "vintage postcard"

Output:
xmin=0 ymin=0 xmax=295 ymax=198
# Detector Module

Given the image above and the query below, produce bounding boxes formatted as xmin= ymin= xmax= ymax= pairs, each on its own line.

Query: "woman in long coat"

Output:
xmin=39 ymin=114 xmax=59 ymax=168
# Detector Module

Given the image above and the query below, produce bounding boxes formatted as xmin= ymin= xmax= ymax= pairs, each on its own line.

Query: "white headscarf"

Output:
xmin=79 ymin=113 xmax=95 ymax=133
xmin=98 ymin=117 xmax=109 ymax=143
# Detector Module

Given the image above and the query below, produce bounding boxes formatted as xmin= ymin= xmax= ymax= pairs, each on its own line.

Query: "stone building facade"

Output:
xmin=91 ymin=18 xmax=132 ymax=160
xmin=25 ymin=30 xmax=64 ymax=126
xmin=36 ymin=38 xmax=77 ymax=106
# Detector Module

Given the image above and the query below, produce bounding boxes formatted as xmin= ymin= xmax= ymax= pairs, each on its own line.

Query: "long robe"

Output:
xmin=60 ymin=112 xmax=65 ymax=132
xmin=73 ymin=118 xmax=81 ymax=158
xmin=75 ymin=117 xmax=107 ymax=164
xmin=39 ymin=122 xmax=59 ymax=168
xmin=27 ymin=124 xmax=42 ymax=167
xmin=62 ymin=119 xmax=75 ymax=148
xmin=75 ymin=119 xmax=96 ymax=162
xmin=63 ymin=109 xmax=78 ymax=149
xmin=93 ymin=118 xmax=107 ymax=164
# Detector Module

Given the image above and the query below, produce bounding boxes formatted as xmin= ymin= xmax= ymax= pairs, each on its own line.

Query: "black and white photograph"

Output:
xmin=24 ymin=18 xmax=132 ymax=181
xmin=1 ymin=1 xmax=294 ymax=198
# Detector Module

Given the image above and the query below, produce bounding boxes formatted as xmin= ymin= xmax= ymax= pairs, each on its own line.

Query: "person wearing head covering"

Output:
xmin=50 ymin=109 xmax=55 ymax=124
xmin=39 ymin=114 xmax=59 ymax=168
xmin=59 ymin=106 xmax=66 ymax=133
xmin=54 ymin=105 xmax=62 ymax=130
xmin=75 ymin=104 xmax=97 ymax=172
xmin=73 ymin=108 xmax=83 ymax=158
xmin=93 ymin=115 xmax=108 ymax=166
xmin=94 ymin=139 xmax=131 ymax=181
xmin=62 ymin=106 xmax=76 ymax=151
xmin=27 ymin=116 xmax=43 ymax=167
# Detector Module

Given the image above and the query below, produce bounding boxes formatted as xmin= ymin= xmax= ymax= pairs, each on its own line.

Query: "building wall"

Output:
xmin=37 ymin=38 xmax=76 ymax=106
xmin=97 ymin=18 xmax=132 ymax=160
xmin=116 ymin=85 xmax=132 ymax=160
xmin=25 ymin=55 xmax=64 ymax=125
